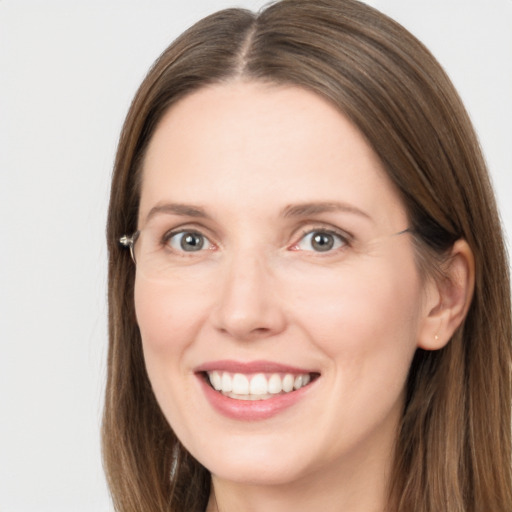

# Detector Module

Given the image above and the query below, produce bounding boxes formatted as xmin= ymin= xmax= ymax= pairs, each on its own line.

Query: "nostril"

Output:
xmin=216 ymin=324 xmax=275 ymax=341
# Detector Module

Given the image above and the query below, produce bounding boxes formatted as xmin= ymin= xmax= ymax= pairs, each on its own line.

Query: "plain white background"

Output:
xmin=1 ymin=1 xmax=510 ymax=510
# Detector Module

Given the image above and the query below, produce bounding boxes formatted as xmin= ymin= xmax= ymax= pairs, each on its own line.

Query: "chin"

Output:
xmin=187 ymin=433 xmax=314 ymax=486
xmin=208 ymin=458 xmax=309 ymax=487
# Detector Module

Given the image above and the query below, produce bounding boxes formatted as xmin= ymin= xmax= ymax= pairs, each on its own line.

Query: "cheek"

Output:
xmin=134 ymin=278 xmax=177 ymax=399
xmin=134 ymin=275 xmax=208 ymax=431
xmin=289 ymin=256 xmax=423 ymax=379
xmin=133 ymin=275 xmax=207 ymax=417
xmin=292 ymin=260 xmax=423 ymax=443
xmin=134 ymin=274 xmax=208 ymax=354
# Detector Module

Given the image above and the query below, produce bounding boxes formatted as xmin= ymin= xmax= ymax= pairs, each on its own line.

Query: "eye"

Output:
xmin=165 ymin=231 xmax=212 ymax=252
xmin=294 ymin=229 xmax=348 ymax=252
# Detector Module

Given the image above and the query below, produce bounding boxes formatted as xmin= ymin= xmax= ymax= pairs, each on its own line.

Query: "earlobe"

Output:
xmin=417 ymin=239 xmax=475 ymax=350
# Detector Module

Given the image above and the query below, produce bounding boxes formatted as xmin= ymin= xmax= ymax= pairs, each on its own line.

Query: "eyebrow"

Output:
xmin=144 ymin=203 xmax=209 ymax=224
xmin=143 ymin=200 xmax=372 ymax=225
xmin=281 ymin=201 xmax=372 ymax=221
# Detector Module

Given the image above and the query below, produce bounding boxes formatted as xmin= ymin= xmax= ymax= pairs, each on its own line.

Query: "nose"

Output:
xmin=211 ymin=252 xmax=287 ymax=341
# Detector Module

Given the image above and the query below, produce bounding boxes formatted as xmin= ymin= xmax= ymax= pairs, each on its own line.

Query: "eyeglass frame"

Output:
xmin=119 ymin=232 xmax=140 ymax=263
xmin=119 ymin=227 xmax=413 ymax=265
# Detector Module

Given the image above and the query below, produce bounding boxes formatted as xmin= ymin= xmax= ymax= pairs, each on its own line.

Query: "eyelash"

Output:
xmin=161 ymin=229 xmax=215 ymax=253
xmin=160 ymin=225 xmax=352 ymax=255
xmin=291 ymin=227 xmax=351 ymax=253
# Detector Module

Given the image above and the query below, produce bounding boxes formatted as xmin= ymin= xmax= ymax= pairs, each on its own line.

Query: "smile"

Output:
xmin=206 ymin=371 xmax=313 ymax=400
xmin=195 ymin=360 xmax=319 ymax=420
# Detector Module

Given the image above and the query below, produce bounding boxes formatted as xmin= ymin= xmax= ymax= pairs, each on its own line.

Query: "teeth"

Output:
xmin=221 ymin=372 xmax=232 ymax=392
xmin=210 ymin=371 xmax=222 ymax=391
xmin=282 ymin=374 xmax=294 ymax=392
xmin=206 ymin=371 xmax=313 ymax=399
xmin=249 ymin=374 xmax=267 ymax=395
xmin=268 ymin=374 xmax=283 ymax=394
xmin=232 ymin=373 xmax=249 ymax=395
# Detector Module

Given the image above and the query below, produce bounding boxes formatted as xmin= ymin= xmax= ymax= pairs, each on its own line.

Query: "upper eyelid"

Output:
xmin=164 ymin=228 xmax=215 ymax=243
xmin=161 ymin=222 xmax=218 ymax=240
xmin=163 ymin=226 xmax=209 ymax=237
xmin=293 ymin=223 xmax=354 ymax=243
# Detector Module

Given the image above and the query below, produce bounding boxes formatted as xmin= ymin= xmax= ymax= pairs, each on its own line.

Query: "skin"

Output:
xmin=134 ymin=82 xmax=472 ymax=512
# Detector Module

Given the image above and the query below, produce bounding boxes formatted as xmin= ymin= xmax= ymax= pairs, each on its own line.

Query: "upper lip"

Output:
xmin=194 ymin=360 xmax=318 ymax=375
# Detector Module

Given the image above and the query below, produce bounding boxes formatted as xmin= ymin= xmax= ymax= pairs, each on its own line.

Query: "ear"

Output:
xmin=417 ymin=239 xmax=475 ymax=350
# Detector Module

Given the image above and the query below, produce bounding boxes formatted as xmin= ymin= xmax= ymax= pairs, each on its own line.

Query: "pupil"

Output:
xmin=181 ymin=233 xmax=203 ymax=251
xmin=312 ymin=232 xmax=334 ymax=251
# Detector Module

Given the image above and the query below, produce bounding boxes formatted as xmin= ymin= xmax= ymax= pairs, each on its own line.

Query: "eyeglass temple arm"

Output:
xmin=119 ymin=233 xmax=138 ymax=262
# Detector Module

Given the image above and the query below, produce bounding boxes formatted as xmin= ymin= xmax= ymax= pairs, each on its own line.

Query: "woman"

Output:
xmin=102 ymin=0 xmax=512 ymax=510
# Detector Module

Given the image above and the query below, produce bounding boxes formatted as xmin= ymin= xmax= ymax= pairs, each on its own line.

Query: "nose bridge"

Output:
xmin=212 ymin=242 xmax=285 ymax=340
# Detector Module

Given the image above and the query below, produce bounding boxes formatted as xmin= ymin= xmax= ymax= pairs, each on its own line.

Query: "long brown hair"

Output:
xmin=103 ymin=1 xmax=512 ymax=510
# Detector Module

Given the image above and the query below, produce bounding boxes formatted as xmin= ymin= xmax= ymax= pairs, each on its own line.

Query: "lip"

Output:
xmin=195 ymin=359 xmax=315 ymax=375
xmin=195 ymin=360 xmax=319 ymax=421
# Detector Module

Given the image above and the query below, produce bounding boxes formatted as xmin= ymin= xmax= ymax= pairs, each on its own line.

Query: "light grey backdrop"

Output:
xmin=1 ymin=1 xmax=510 ymax=511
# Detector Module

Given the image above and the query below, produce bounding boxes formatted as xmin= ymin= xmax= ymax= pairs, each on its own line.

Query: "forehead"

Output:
xmin=139 ymin=81 xmax=407 ymax=230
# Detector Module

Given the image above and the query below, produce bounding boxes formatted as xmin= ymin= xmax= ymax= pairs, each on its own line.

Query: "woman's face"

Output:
xmin=135 ymin=82 xmax=432 ymax=488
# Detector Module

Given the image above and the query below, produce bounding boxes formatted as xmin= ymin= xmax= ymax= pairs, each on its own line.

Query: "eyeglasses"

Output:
xmin=119 ymin=232 xmax=139 ymax=263
xmin=119 ymin=226 xmax=412 ymax=280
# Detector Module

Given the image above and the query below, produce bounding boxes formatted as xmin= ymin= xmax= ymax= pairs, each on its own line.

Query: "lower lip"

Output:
xmin=197 ymin=374 xmax=316 ymax=421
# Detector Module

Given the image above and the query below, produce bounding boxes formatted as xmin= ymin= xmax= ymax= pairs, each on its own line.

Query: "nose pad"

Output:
xmin=211 ymin=255 xmax=286 ymax=341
